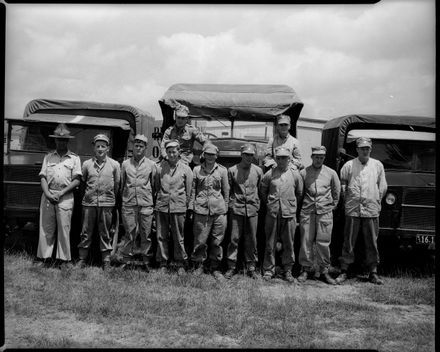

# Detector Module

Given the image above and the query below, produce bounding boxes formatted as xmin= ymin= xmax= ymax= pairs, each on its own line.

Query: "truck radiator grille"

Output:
xmin=5 ymin=184 xmax=42 ymax=209
xmin=4 ymin=166 xmax=41 ymax=183
xmin=403 ymin=188 xmax=435 ymax=207
xmin=400 ymin=207 xmax=435 ymax=231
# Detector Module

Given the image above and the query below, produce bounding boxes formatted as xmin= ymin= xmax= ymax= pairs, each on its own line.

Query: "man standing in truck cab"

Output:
xmin=36 ymin=123 xmax=82 ymax=268
xmin=335 ymin=137 xmax=387 ymax=285
xmin=77 ymin=134 xmax=121 ymax=270
xmin=160 ymin=103 xmax=208 ymax=167
xmin=264 ymin=114 xmax=303 ymax=171
xmin=260 ymin=146 xmax=304 ymax=283
xmin=189 ymin=143 xmax=229 ymax=280
xmin=115 ymin=134 xmax=156 ymax=271
xmin=297 ymin=146 xmax=341 ymax=285
xmin=225 ymin=143 xmax=263 ymax=280
xmin=155 ymin=140 xmax=193 ymax=274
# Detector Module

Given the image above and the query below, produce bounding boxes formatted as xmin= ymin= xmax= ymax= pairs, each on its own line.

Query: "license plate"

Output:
xmin=416 ymin=234 xmax=435 ymax=244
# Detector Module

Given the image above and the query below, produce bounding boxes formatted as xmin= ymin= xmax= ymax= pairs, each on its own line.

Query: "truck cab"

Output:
xmin=158 ymin=83 xmax=304 ymax=169
xmin=3 ymin=99 xmax=155 ymax=254
xmin=321 ymin=114 xmax=436 ymax=263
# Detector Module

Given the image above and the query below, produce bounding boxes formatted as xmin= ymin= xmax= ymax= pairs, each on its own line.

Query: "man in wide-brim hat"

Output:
xmin=36 ymin=123 xmax=82 ymax=268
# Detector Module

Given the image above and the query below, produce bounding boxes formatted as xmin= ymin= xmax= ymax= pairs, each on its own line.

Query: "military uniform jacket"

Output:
xmin=121 ymin=156 xmax=156 ymax=208
xmin=300 ymin=164 xmax=341 ymax=215
xmin=160 ymin=124 xmax=207 ymax=164
xmin=340 ymin=157 xmax=387 ymax=218
xmin=81 ymin=156 xmax=121 ymax=207
xmin=190 ymin=162 xmax=229 ymax=215
xmin=264 ymin=134 xmax=302 ymax=168
xmin=228 ymin=163 xmax=263 ymax=217
xmin=155 ymin=160 xmax=193 ymax=213
xmin=260 ymin=166 xmax=304 ymax=218
xmin=39 ymin=150 xmax=82 ymax=191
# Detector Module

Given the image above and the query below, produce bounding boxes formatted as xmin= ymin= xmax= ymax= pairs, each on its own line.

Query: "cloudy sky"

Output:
xmin=4 ymin=0 xmax=435 ymax=122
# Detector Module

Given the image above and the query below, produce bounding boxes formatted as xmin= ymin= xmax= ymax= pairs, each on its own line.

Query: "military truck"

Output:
xmin=3 ymin=98 xmax=155 ymax=256
xmin=158 ymin=83 xmax=304 ymax=169
xmin=321 ymin=114 xmax=436 ymax=266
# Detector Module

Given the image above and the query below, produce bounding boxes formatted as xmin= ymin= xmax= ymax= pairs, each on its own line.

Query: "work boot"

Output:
xmin=212 ymin=270 xmax=225 ymax=281
xmin=369 ymin=272 xmax=384 ymax=285
xmin=263 ymin=272 xmax=273 ymax=281
xmin=224 ymin=269 xmax=235 ymax=280
xmin=158 ymin=266 xmax=168 ymax=275
xmin=297 ymin=271 xmax=309 ymax=283
xmin=194 ymin=266 xmax=204 ymax=276
xmin=102 ymin=261 xmax=111 ymax=271
xmin=248 ymin=270 xmax=259 ymax=280
xmin=322 ymin=272 xmax=337 ymax=285
xmin=76 ymin=259 xmax=87 ymax=268
xmin=335 ymin=271 xmax=348 ymax=285
xmin=284 ymin=271 xmax=296 ymax=283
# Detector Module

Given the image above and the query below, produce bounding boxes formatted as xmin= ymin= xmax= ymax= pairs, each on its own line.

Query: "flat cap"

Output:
xmin=93 ymin=134 xmax=110 ymax=145
xmin=274 ymin=146 xmax=291 ymax=157
xmin=175 ymin=104 xmax=189 ymax=117
xmin=203 ymin=143 xmax=219 ymax=154
xmin=49 ymin=123 xmax=74 ymax=139
xmin=134 ymin=134 xmax=148 ymax=144
xmin=241 ymin=143 xmax=256 ymax=155
xmin=356 ymin=137 xmax=372 ymax=148
xmin=165 ymin=139 xmax=180 ymax=149
xmin=277 ymin=114 xmax=291 ymax=124
xmin=311 ymin=146 xmax=327 ymax=155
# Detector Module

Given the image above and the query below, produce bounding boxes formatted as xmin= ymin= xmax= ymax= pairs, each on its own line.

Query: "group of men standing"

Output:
xmin=35 ymin=103 xmax=387 ymax=285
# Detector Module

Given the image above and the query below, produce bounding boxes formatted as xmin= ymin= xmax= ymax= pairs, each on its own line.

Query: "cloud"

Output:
xmin=4 ymin=1 xmax=435 ymax=122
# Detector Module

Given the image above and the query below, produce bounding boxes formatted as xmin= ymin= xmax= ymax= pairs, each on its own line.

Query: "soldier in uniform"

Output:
xmin=225 ymin=143 xmax=263 ymax=279
xmin=260 ymin=146 xmax=304 ymax=282
xmin=160 ymin=103 xmax=208 ymax=166
xmin=116 ymin=134 xmax=156 ymax=270
xmin=189 ymin=143 xmax=229 ymax=280
xmin=155 ymin=140 xmax=193 ymax=275
xmin=335 ymin=137 xmax=387 ymax=285
xmin=263 ymin=114 xmax=302 ymax=171
xmin=36 ymin=123 xmax=82 ymax=267
xmin=297 ymin=146 xmax=341 ymax=285
xmin=77 ymin=134 xmax=121 ymax=270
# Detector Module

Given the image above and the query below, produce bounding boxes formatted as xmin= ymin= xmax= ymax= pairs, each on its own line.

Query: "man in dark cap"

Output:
xmin=78 ymin=133 xmax=121 ymax=270
xmin=225 ymin=143 xmax=263 ymax=279
xmin=160 ymin=103 xmax=208 ymax=166
xmin=335 ymin=137 xmax=387 ymax=285
xmin=36 ymin=123 xmax=82 ymax=268
xmin=297 ymin=146 xmax=340 ymax=285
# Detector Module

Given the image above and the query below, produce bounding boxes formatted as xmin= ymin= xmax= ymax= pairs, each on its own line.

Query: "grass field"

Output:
xmin=3 ymin=250 xmax=435 ymax=350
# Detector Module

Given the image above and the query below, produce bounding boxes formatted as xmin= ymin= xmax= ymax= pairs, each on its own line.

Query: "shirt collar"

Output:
xmin=202 ymin=162 xmax=218 ymax=173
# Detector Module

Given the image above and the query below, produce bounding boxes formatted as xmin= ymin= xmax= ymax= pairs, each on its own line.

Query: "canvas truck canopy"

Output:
xmin=23 ymin=98 xmax=155 ymax=136
xmin=158 ymin=83 xmax=304 ymax=134
xmin=14 ymin=113 xmax=131 ymax=130
xmin=321 ymin=114 xmax=436 ymax=170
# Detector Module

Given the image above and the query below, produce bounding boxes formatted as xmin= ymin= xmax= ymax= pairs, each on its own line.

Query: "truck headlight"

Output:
xmin=385 ymin=192 xmax=396 ymax=205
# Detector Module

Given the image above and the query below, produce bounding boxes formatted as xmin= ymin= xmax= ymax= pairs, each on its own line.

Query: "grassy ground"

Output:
xmin=3 ymin=250 xmax=435 ymax=350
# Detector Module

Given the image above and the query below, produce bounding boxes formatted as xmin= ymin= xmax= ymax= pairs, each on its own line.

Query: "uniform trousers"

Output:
xmin=339 ymin=216 xmax=380 ymax=272
xmin=118 ymin=206 xmax=154 ymax=263
xmin=191 ymin=213 xmax=227 ymax=270
xmin=226 ymin=214 xmax=258 ymax=270
xmin=37 ymin=193 xmax=74 ymax=261
xmin=78 ymin=206 xmax=114 ymax=262
xmin=299 ymin=211 xmax=333 ymax=274
xmin=263 ymin=212 xmax=296 ymax=276
xmin=156 ymin=211 xmax=187 ymax=266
